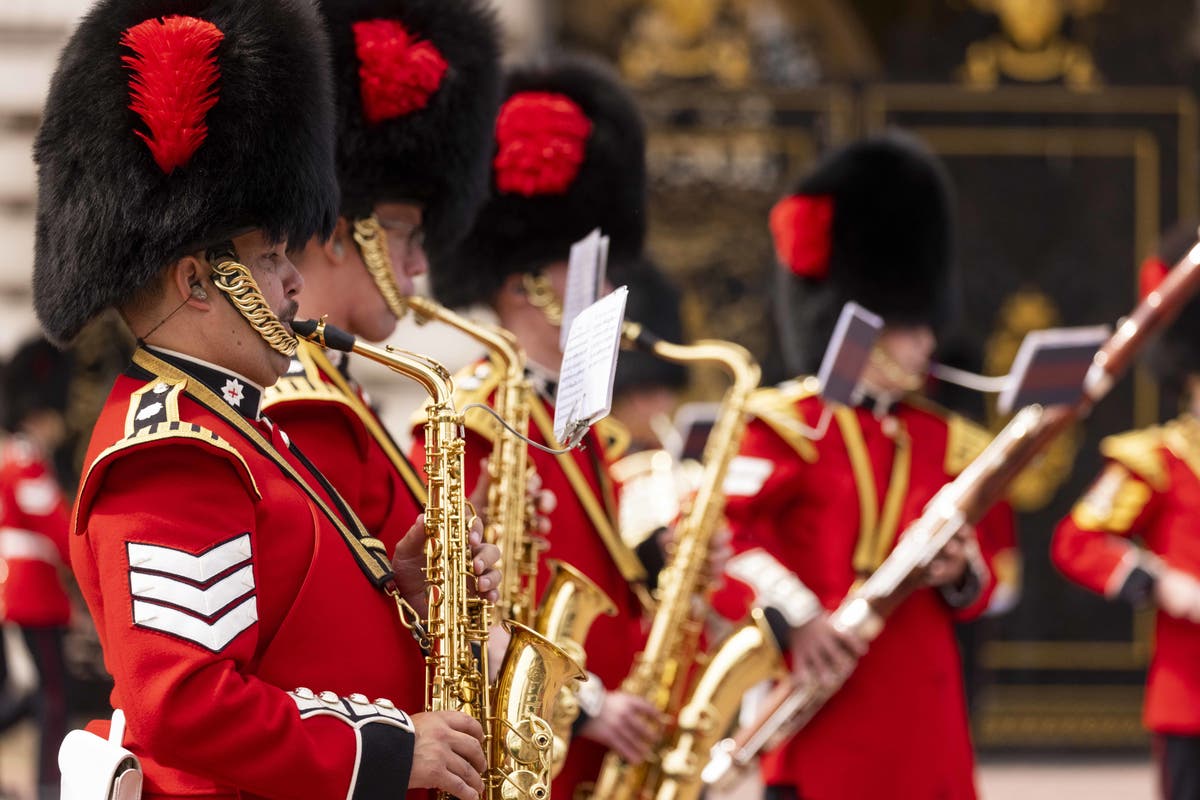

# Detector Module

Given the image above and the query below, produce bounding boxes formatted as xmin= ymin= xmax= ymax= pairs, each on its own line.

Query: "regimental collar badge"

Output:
xmin=222 ymin=379 xmax=246 ymax=408
xmin=143 ymin=347 xmax=264 ymax=420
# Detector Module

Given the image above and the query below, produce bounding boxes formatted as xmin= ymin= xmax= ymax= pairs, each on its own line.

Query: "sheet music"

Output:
xmin=997 ymin=325 xmax=1111 ymax=414
xmin=554 ymin=287 xmax=629 ymax=445
xmin=560 ymin=228 xmax=609 ymax=351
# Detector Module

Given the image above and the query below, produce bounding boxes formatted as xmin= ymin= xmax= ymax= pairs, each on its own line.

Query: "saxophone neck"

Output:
xmin=406 ymin=295 xmax=527 ymax=385
xmin=294 ymin=318 xmax=455 ymax=406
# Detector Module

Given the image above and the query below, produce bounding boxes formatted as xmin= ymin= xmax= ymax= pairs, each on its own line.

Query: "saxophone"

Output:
xmin=293 ymin=318 xmax=583 ymax=800
xmin=403 ymin=297 xmax=615 ymax=781
xmin=590 ymin=324 xmax=784 ymax=800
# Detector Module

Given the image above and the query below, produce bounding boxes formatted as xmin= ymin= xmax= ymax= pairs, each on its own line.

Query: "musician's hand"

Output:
xmin=579 ymin=690 xmax=669 ymax=765
xmin=1154 ymin=566 xmax=1200 ymax=623
xmin=392 ymin=514 xmax=429 ymax=615
xmin=923 ymin=528 xmax=971 ymax=588
xmin=469 ymin=520 xmax=501 ymax=603
xmin=705 ymin=524 xmax=734 ymax=585
xmin=486 ymin=623 xmax=512 ymax=683
xmin=789 ymin=612 xmax=867 ymax=689
xmin=527 ymin=469 xmax=556 ymax=537
xmin=409 ymin=711 xmax=486 ymax=799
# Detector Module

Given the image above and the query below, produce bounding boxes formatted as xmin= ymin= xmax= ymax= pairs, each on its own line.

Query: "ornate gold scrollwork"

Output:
xmin=960 ymin=0 xmax=1104 ymax=90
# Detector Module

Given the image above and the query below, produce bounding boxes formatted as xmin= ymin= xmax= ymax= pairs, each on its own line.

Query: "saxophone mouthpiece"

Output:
xmin=291 ymin=318 xmax=357 ymax=353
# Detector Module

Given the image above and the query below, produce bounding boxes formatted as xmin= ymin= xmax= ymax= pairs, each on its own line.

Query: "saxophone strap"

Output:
xmin=528 ymin=396 xmax=649 ymax=593
xmin=302 ymin=342 xmax=428 ymax=505
xmin=131 ymin=349 xmax=396 ymax=589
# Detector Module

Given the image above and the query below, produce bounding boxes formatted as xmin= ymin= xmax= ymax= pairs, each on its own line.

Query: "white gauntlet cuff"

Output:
xmin=726 ymin=548 xmax=821 ymax=628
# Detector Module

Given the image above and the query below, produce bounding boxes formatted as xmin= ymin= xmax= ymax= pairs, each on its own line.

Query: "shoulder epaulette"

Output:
xmin=1100 ymin=425 xmax=1168 ymax=491
xmin=75 ymin=380 xmax=261 ymax=531
xmin=944 ymin=414 xmax=994 ymax=477
xmin=413 ymin=359 xmax=502 ymax=442
xmin=594 ymin=416 xmax=631 ymax=462
xmin=263 ymin=342 xmax=352 ymax=410
xmin=745 ymin=377 xmax=821 ymax=464
xmin=900 ymin=395 xmax=993 ymax=477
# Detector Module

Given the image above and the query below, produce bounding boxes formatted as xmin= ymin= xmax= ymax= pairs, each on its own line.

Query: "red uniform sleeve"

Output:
xmin=9 ymin=457 xmax=71 ymax=564
xmin=947 ymin=500 xmax=1017 ymax=622
xmin=1051 ymin=461 xmax=1161 ymax=600
xmin=75 ymin=444 xmax=414 ymax=799
xmin=715 ymin=420 xmax=817 ymax=625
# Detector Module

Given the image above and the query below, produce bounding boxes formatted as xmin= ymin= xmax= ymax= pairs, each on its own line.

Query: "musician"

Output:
xmin=717 ymin=134 xmax=1014 ymax=800
xmin=261 ymin=0 xmax=501 ymax=705
xmin=35 ymin=1 xmax=496 ymax=797
xmin=609 ymin=259 xmax=690 ymax=456
xmin=1051 ymin=224 xmax=1200 ymax=800
xmin=0 ymin=338 xmax=75 ymax=800
xmin=415 ymin=57 xmax=668 ymax=791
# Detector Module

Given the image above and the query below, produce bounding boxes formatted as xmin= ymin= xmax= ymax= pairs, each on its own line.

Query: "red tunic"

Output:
xmin=260 ymin=343 xmax=427 ymax=720
xmin=72 ymin=349 xmax=422 ymax=799
xmin=0 ymin=436 xmax=72 ymax=627
xmin=410 ymin=359 xmax=649 ymax=792
xmin=719 ymin=382 xmax=1011 ymax=799
xmin=1051 ymin=416 xmax=1200 ymax=734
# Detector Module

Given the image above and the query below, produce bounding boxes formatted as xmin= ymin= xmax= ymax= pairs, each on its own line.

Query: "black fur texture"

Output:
xmin=320 ymin=0 xmax=500 ymax=255
xmin=612 ymin=258 xmax=688 ymax=397
xmin=2 ymin=338 xmax=74 ymax=432
xmin=432 ymin=55 xmax=647 ymax=309
xmin=34 ymin=0 xmax=338 ymax=346
xmin=775 ymin=132 xmax=958 ymax=374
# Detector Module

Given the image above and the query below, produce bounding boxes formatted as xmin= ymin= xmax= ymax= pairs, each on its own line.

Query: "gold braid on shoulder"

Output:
xmin=209 ymin=253 xmax=299 ymax=358
xmin=353 ymin=214 xmax=410 ymax=320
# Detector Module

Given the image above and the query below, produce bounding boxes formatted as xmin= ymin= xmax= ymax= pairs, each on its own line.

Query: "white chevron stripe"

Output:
xmin=130 ymin=564 xmax=255 ymax=617
xmin=127 ymin=534 xmax=252 ymax=583
xmin=132 ymin=595 xmax=257 ymax=652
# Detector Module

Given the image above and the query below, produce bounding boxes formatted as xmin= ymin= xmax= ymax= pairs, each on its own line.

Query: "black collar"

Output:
xmin=144 ymin=347 xmax=265 ymax=420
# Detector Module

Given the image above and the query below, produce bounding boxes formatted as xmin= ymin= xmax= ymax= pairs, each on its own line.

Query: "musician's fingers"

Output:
xmin=472 ymin=542 xmax=501 ymax=574
xmin=440 ymin=750 xmax=485 ymax=800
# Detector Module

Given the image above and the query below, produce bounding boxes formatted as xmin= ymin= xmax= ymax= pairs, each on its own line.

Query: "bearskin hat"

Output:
xmin=2 ymin=338 xmax=74 ymax=433
xmin=1141 ymin=220 xmax=1200 ymax=387
xmin=612 ymin=259 xmax=688 ymax=398
xmin=432 ymin=55 xmax=647 ymax=309
xmin=319 ymin=0 xmax=500 ymax=255
xmin=770 ymin=132 xmax=957 ymax=374
xmin=33 ymin=0 xmax=338 ymax=346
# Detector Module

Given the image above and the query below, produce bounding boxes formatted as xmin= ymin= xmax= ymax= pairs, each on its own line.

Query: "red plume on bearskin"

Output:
xmin=1139 ymin=256 xmax=1170 ymax=301
xmin=493 ymin=91 xmax=593 ymax=197
xmin=353 ymin=19 xmax=447 ymax=125
xmin=121 ymin=15 xmax=224 ymax=175
xmin=770 ymin=194 xmax=834 ymax=281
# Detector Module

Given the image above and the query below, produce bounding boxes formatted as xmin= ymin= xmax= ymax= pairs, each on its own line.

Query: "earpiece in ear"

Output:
xmin=190 ymin=282 xmax=208 ymax=301
xmin=332 ymin=239 xmax=345 ymax=257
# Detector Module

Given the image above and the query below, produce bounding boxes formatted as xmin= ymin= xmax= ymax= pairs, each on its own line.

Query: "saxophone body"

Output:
xmin=295 ymin=318 xmax=579 ymax=800
xmin=591 ymin=326 xmax=766 ymax=799
xmin=403 ymin=297 xmax=609 ymax=790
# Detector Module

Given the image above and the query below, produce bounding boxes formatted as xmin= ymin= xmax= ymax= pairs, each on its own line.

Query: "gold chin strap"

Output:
xmin=353 ymin=214 xmax=410 ymax=320
xmin=210 ymin=256 xmax=299 ymax=358
xmin=867 ymin=346 xmax=926 ymax=394
xmin=522 ymin=272 xmax=564 ymax=326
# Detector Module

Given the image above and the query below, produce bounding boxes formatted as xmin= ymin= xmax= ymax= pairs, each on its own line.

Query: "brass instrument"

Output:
xmin=591 ymin=323 xmax=783 ymax=800
xmin=293 ymin=318 xmax=583 ymax=800
xmin=403 ymin=297 xmax=614 ymax=782
xmin=703 ymin=235 xmax=1200 ymax=788
xmin=406 ymin=295 xmax=540 ymax=625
